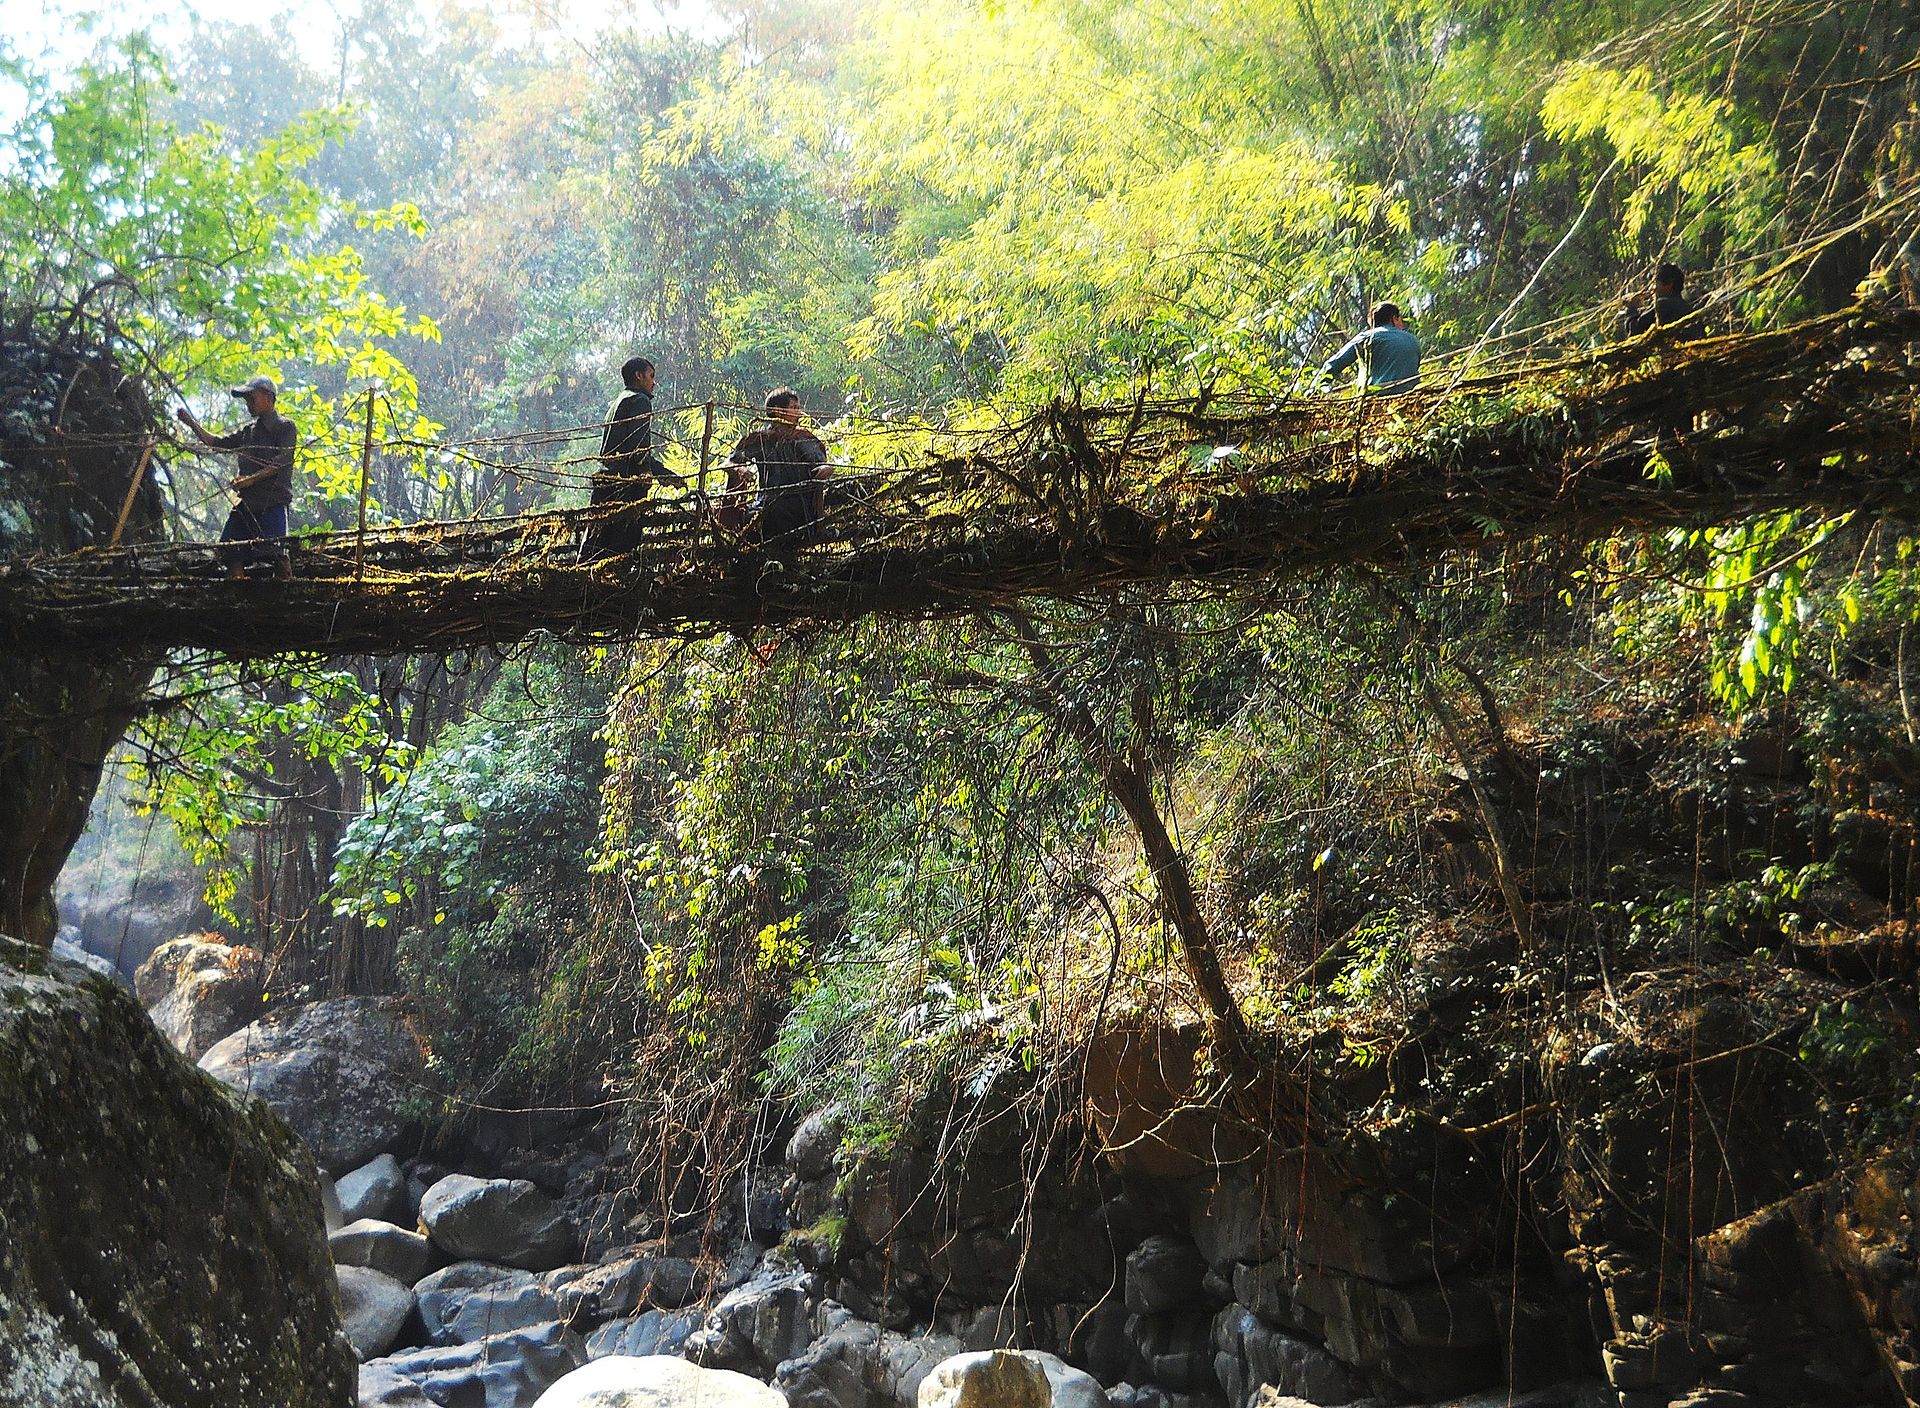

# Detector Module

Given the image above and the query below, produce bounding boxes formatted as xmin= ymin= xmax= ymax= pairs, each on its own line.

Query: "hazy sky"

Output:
xmin=1 ymin=0 xmax=716 ymax=132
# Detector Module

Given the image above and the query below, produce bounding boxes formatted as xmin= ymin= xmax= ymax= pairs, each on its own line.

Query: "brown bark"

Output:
xmin=1002 ymin=618 xmax=1257 ymax=1074
xmin=0 ymin=334 xmax=163 ymax=946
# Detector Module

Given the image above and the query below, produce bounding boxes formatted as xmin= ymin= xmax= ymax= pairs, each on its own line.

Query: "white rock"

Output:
xmin=918 ymin=1350 xmax=1052 ymax=1408
xmin=533 ymin=1354 xmax=788 ymax=1408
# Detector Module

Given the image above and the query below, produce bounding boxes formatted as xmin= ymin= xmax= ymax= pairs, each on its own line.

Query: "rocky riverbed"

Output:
xmin=7 ymin=924 xmax=1915 ymax=1408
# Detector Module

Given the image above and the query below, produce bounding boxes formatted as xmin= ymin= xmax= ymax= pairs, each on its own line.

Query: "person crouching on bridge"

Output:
xmin=1319 ymin=301 xmax=1422 ymax=395
xmin=583 ymin=355 xmax=677 ymax=562
xmin=176 ymin=375 xmax=297 ymax=581
xmin=726 ymin=388 xmax=830 ymax=551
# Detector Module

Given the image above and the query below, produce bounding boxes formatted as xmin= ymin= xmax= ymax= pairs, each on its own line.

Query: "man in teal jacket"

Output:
xmin=1320 ymin=302 xmax=1422 ymax=394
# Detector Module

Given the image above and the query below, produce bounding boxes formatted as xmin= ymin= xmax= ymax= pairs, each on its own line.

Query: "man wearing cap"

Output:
xmin=177 ymin=375 xmax=298 ymax=580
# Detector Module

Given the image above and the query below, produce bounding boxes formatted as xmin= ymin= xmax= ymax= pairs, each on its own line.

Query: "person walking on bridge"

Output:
xmin=726 ymin=388 xmax=830 ymax=549
xmin=583 ymin=355 xmax=676 ymax=562
xmin=176 ymin=374 xmax=296 ymax=581
xmin=1319 ymin=302 xmax=1422 ymax=395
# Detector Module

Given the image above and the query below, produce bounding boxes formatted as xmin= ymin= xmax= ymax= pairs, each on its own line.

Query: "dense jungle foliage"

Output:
xmin=7 ymin=0 xmax=1920 ymax=1182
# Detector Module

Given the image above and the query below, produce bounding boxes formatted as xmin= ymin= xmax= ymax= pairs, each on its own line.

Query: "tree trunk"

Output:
xmin=0 ymin=333 xmax=163 ymax=946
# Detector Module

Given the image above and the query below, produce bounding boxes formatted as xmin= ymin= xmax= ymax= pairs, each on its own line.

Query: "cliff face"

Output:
xmin=0 ymin=329 xmax=164 ymax=945
xmin=0 ymin=934 xmax=355 ymax=1407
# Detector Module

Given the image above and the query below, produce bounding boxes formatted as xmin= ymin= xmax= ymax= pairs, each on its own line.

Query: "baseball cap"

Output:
xmin=229 ymin=375 xmax=277 ymax=397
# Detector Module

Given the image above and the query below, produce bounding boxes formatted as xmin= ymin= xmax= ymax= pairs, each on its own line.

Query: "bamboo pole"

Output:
xmin=107 ymin=438 xmax=156 ymax=549
xmin=696 ymin=398 xmax=716 ymax=532
xmin=355 ymin=391 xmax=377 ymax=579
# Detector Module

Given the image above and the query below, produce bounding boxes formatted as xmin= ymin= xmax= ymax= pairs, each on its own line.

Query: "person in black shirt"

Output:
xmin=177 ymin=374 xmax=297 ymax=580
xmin=1623 ymin=263 xmax=1698 ymax=336
xmin=726 ymin=388 xmax=830 ymax=550
xmin=583 ymin=355 xmax=675 ymax=562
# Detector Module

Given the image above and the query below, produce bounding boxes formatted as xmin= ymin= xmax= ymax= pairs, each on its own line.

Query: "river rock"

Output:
xmin=919 ymin=1350 xmax=1053 ymax=1408
xmin=365 ymin=1320 xmax=586 ymax=1407
xmin=333 ymin=1217 xmax=437 ymax=1284
xmin=0 ymin=934 xmax=354 ymax=1408
xmin=684 ymin=1265 xmax=813 ymax=1375
xmin=533 ymin=1354 xmax=789 ymax=1408
xmin=1126 ymin=1235 xmax=1209 ymax=1315
xmin=134 ymin=932 xmax=263 ymax=1059
xmin=199 ymin=995 xmax=424 ymax=1173
xmin=586 ymin=1308 xmax=703 ymax=1360
xmin=1028 ymin=1352 xmax=1107 ymax=1408
xmin=418 ymin=1260 xmax=564 ymax=1344
xmin=422 ymin=1173 xmax=578 ymax=1270
xmin=338 ymin=1152 xmax=409 ymax=1224
xmin=775 ymin=1314 xmax=885 ymax=1408
xmin=556 ymin=1249 xmax=708 ymax=1321
xmin=339 ymin=1264 xmax=416 ymax=1361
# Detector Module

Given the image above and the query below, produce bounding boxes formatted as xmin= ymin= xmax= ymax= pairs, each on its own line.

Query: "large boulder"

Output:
xmin=0 ymin=934 xmax=354 ymax=1407
xmin=199 ymin=995 xmax=424 ymax=1173
xmin=338 ymin=1264 xmax=416 ymax=1361
xmin=421 ymin=1174 xmax=578 ymax=1271
xmin=337 ymin=1152 xmax=409 ymax=1224
xmin=332 ymin=1217 xmax=437 ymax=1284
xmin=534 ymin=1355 xmax=788 ymax=1408
xmin=417 ymin=1260 xmax=564 ymax=1345
xmin=364 ymin=1321 xmax=586 ymax=1407
xmin=918 ymin=1350 xmax=1053 ymax=1408
xmin=133 ymin=932 xmax=263 ymax=1060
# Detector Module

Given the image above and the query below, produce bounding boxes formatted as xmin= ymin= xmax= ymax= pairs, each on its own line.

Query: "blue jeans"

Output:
xmin=220 ymin=502 xmax=289 ymax=573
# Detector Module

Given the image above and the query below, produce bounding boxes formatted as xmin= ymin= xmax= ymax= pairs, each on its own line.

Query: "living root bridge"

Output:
xmin=4 ymin=303 xmax=1918 ymax=661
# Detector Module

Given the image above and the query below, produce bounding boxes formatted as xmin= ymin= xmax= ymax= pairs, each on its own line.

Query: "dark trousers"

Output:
xmin=219 ymin=502 xmax=288 ymax=573
xmin=582 ymin=472 xmax=652 ymax=561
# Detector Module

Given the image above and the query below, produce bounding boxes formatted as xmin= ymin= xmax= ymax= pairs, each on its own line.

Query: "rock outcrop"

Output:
xmin=0 ymin=934 xmax=354 ymax=1406
xmin=199 ymin=995 xmax=425 ymax=1172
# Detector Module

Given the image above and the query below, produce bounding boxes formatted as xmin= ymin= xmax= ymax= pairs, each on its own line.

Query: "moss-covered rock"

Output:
xmin=0 ymin=933 xmax=355 ymax=1407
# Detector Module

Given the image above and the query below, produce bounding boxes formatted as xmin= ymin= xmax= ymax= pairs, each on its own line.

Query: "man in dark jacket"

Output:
xmin=177 ymin=374 xmax=296 ymax=580
xmin=584 ymin=355 xmax=674 ymax=562
xmin=726 ymin=388 xmax=830 ymax=549
xmin=1319 ymin=302 xmax=1422 ymax=394
xmin=1623 ymin=263 xmax=1698 ymax=335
